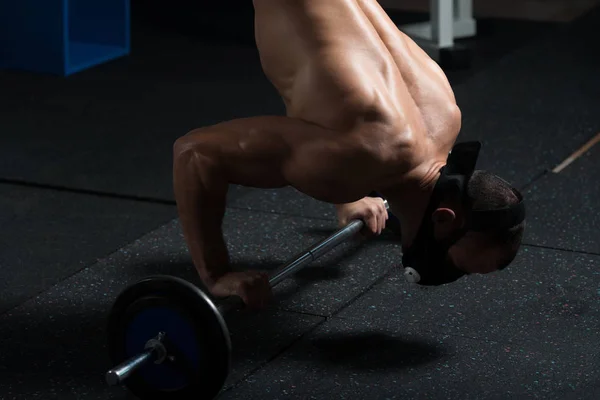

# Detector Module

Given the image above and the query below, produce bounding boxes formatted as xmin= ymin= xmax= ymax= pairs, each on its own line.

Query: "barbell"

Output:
xmin=105 ymin=200 xmax=388 ymax=399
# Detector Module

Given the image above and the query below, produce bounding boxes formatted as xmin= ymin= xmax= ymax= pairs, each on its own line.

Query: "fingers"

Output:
xmin=365 ymin=206 xmax=379 ymax=236
xmin=376 ymin=206 xmax=385 ymax=234
xmin=338 ymin=197 xmax=389 ymax=235
xmin=366 ymin=198 xmax=389 ymax=236
xmin=256 ymin=272 xmax=272 ymax=308
xmin=237 ymin=271 xmax=272 ymax=310
xmin=379 ymin=198 xmax=388 ymax=233
xmin=373 ymin=197 xmax=388 ymax=235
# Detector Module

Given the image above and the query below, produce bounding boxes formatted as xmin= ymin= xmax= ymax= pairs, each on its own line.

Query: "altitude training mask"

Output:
xmin=401 ymin=141 xmax=526 ymax=286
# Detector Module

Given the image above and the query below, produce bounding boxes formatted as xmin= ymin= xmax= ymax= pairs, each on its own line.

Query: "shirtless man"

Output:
xmin=173 ymin=0 xmax=526 ymax=308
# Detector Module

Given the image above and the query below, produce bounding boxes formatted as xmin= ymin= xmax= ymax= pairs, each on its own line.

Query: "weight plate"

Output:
xmin=107 ymin=275 xmax=231 ymax=400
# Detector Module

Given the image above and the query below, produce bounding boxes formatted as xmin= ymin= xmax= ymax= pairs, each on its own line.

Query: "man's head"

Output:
xmin=401 ymin=142 xmax=526 ymax=286
xmin=431 ymin=170 xmax=525 ymax=274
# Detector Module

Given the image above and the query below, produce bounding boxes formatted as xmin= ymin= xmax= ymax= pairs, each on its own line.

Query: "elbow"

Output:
xmin=173 ymin=134 xmax=221 ymax=182
xmin=173 ymin=135 xmax=213 ymax=165
xmin=173 ymin=138 xmax=197 ymax=184
xmin=173 ymin=138 xmax=198 ymax=176
xmin=173 ymin=135 xmax=199 ymax=160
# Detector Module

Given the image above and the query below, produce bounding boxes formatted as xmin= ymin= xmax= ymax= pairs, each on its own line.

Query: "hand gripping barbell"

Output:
xmin=105 ymin=200 xmax=389 ymax=399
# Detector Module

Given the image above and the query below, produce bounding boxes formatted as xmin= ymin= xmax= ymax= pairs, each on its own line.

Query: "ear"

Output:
xmin=431 ymin=208 xmax=456 ymax=224
xmin=431 ymin=208 xmax=457 ymax=238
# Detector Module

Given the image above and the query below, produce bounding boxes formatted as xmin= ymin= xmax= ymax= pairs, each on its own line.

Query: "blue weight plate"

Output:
xmin=107 ymin=275 xmax=231 ymax=400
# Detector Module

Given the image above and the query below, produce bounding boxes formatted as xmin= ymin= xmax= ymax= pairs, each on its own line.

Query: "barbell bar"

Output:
xmin=105 ymin=200 xmax=388 ymax=399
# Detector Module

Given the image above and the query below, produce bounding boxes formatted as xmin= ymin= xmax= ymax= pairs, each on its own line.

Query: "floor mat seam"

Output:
xmin=219 ymin=315 xmax=329 ymax=397
xmin=522 ymin=243 xmax=600 ymax=257
xmin=0 ymin=217 xmax=182 ymax=318
xmin=0 ymin=177 xmax=177 ymax=205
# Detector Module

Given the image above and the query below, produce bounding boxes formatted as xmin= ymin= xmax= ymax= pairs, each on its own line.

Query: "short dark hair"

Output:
xmin=467 ymin=170 xmax=525 ymax=269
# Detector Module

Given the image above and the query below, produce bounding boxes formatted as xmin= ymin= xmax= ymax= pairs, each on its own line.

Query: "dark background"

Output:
xmin=1 ymin=1 xmax=599 ymax=399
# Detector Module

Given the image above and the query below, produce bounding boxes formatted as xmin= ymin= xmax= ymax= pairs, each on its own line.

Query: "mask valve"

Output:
xmin=404 ymin=267 xmax=421 ymax=283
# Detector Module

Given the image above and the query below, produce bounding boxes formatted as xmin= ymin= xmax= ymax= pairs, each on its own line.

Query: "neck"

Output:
xmin=379 ymin=161 xmax=445 ymax=249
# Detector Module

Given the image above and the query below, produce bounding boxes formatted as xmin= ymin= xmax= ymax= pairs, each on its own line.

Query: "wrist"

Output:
xmin=335 ymin=197 xmax=365 ymax=210
xmin=193 ymin=238 xmax=231 ymax=287
xmin=202 ymin=268 xmax=231 ymax=290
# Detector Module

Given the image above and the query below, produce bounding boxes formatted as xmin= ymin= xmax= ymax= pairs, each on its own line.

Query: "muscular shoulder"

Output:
xmin=356 ymin=113 xmax=457 ymax=189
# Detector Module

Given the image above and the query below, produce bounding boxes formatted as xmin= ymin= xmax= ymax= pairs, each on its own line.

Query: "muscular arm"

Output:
xmin=173 ymin=116 xmax=378 ymax=288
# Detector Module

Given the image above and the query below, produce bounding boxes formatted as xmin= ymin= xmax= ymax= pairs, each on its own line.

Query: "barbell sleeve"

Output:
xmin=105 ymin=348 xmax=156 ymax=386
xmin=105 ymin=331 xmax=168 ymax=387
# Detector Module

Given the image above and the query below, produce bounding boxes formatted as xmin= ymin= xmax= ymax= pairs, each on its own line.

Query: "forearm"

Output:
xmin=173 ymin=142 xmax=230 ymax=288
xmin=334 ymin=203 xmax=350 ymax=212
xmin=335 ymin=192 xmax=379 ymax=210
xmin=334 ymin=198 xmax=367 ymax=211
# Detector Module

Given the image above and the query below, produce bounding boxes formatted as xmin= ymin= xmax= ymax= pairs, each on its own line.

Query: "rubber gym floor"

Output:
xmin=1 ymin=3 xmax=599 ymax=400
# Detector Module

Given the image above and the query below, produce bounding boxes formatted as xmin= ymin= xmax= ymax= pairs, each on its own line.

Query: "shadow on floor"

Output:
xmin=128 ymin=257 xmax=354 ymax=306
xmin=306 ymin=331 xmax=447 ymax=371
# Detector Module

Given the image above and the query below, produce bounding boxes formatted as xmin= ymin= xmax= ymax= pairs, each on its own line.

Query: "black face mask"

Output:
xmin=402 ymin=215 xmax=470 ymax=286
xmin=401 ymin=141 xmax=526 ymax=287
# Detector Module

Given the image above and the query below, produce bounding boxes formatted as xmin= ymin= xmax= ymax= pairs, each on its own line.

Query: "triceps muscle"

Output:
xmin=182 ymin=116 xmax=374 ymax=203
xmin=183 ymin=117 xmax=295 ymax=189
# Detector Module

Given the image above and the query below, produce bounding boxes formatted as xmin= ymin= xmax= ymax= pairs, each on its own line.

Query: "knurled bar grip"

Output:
xmin=217 ymin=199 xmax=389 ymax=314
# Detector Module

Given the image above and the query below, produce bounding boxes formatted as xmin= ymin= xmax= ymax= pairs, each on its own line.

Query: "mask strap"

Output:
xmin=468 ymin=187 xmax=526 ymax=231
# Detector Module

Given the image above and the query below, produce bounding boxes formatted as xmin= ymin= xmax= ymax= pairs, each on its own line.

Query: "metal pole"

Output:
xmin=105 ymin=349 xmax=156 ymax=386
xmin=268 ymin=218 xmax=364 ymax=286
xmin=218 ymin=200 xmax=388 ymax=313
xmin=107 ymin=199 xmax=389 ymax=383
xmin=105 ymin=332 xmax=167 ymax=387
xmin=431 ymin=0 xmax=454 ymax=48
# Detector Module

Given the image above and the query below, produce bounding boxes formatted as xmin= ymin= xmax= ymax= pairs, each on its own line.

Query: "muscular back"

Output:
xmin=177 ymin=0 xmax=464 ymax=207
xmin=173 ymin=0 xmax=466 ymax=290
xmin=254 ymin=0 xmax=461 ymax=153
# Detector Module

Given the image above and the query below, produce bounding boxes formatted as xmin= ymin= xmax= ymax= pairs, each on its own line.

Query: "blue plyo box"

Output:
xmin=0 ymin=0 xmax=130 ymax=76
